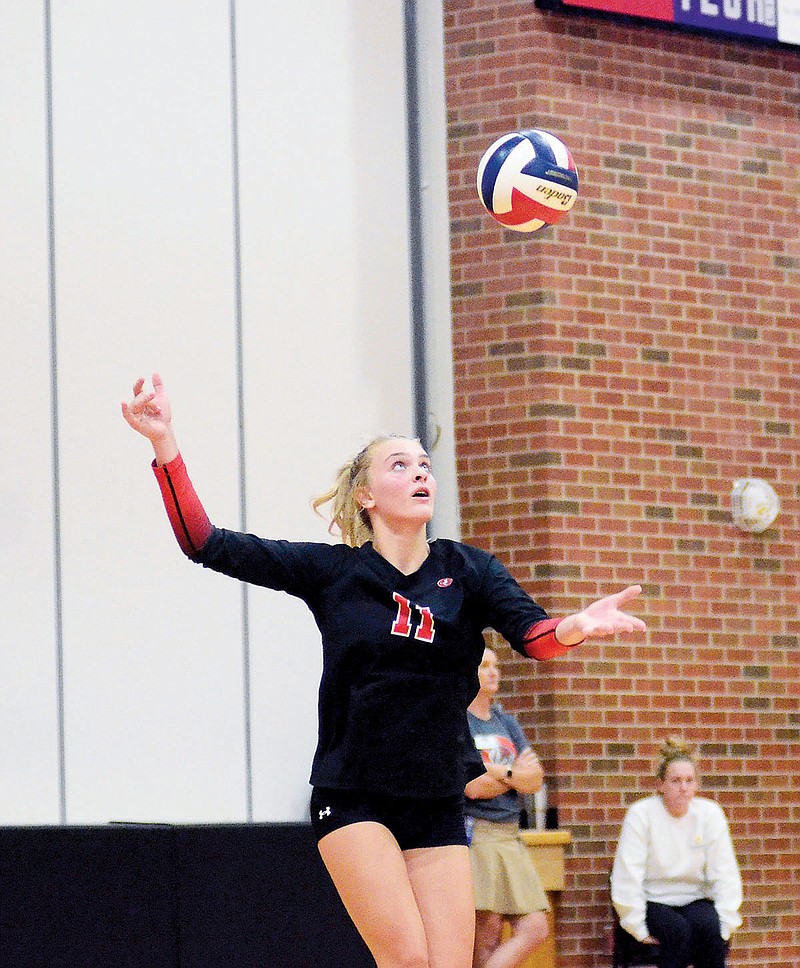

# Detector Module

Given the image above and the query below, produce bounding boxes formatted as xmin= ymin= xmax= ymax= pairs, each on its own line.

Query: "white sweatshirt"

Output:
xmin=611 ymin=795 xmax=743 ymax=942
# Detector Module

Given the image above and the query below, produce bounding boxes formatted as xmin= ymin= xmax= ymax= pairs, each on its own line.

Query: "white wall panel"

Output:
xmin=0 ymin=0 xmax=429 ymax=825
xmin=234 ymin=0 xmax=415 ymax=819
xmin=51 ymin=0 xmax=247 ymax=823
xmin=0 ymin=3 xmax=61 ymax=824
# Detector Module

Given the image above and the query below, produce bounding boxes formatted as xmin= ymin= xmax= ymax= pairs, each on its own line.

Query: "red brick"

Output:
xmin=445 ymin=4 xmax=800 ymax=965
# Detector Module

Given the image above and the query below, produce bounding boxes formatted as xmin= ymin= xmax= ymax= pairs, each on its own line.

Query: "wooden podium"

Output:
xmin=506 ymin=830 xmax=572 ymax=968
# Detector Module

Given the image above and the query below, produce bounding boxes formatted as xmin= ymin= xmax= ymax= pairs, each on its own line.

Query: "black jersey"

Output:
xmin=194 ymin=530 xmax=547 ymax=798
xmin=152 ymin=455 xmax=553 ymax=799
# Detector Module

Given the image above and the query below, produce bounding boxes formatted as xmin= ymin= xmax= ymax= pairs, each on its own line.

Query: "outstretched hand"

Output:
xmin=556 ymin=585 xmax=646 ymax=645
xmin=121 ymin=373 xmax=179 ymax=465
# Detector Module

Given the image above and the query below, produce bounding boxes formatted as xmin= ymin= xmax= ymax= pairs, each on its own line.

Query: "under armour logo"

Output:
xmin=318 ymin=806 xmax=331 ymax=819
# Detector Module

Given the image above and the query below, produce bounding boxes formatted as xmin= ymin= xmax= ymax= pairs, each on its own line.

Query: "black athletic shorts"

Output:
xmin=309 ymin=786 xmax=468 ymax=851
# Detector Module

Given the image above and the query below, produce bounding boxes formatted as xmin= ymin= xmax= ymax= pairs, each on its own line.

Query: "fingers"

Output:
xmin=130 ymin=374 xmax=164 ymax=401
xmin=584 ymin=622 xmax=615 ymax=637
xmin=585 ymin=615 xmax=647 ymax=636
xmin=567 ymin=581 xmax=647 ymax=642
xmin=613 ymin=584 xmax=642 ymax=605
xmin=130 ymin=390 xmax=156 ymax=413
xmin=129 ymin=377 xmax=150 ymax=412
xmin=121 ymin=387 xmax=157 ymax=423
xmin=611 ymin=585 xmax=646 ymax=632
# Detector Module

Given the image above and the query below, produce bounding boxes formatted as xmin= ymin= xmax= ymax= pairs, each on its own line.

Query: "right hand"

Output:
xmin=485 ymin=748 xmax=544 ymax=795
xmin=510 ymin=748 xmax=545 ymax=794
xmin=121 ymin=373 xmax=179 ymax=465
xmin=121 ymin=373 xmax=172 ymax=442
xmin=642 ymin=936 xmax=659 ymax=945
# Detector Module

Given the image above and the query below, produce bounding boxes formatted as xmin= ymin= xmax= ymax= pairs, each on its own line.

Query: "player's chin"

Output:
xmin=411 ymin=499 xmax=435 ymax=520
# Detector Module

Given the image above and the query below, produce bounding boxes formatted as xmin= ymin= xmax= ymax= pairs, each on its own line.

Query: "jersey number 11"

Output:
xmin=391 ymin=592 xmax=436 ymax=643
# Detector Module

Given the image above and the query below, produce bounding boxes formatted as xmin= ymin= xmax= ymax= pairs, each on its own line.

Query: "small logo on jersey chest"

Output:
xmin=437 ymin=578 xmax=453 ymax=587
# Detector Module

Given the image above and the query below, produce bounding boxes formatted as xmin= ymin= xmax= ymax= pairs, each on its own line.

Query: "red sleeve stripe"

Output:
xmin=152 ymin=454 xmax=212 ymax=557
xmin=523 ymin=617 xmax=574 ymax=660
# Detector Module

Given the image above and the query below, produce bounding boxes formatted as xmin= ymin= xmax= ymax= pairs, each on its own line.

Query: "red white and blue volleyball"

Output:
xmin=476 ymin=129 xmax=579 ymax=232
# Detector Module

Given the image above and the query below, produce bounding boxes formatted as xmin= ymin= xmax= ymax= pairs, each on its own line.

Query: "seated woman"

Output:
xmin=464 ymin=646 xmax=549 ymax=968
xmin=610 ymin=737 xmax=742 ymax=968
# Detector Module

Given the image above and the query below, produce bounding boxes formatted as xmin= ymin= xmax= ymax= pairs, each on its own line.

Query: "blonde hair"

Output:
xmin=656 ymin=736 xmax=698 ymax=781
xmin=311 ymin=434 xmax=415 ymax=547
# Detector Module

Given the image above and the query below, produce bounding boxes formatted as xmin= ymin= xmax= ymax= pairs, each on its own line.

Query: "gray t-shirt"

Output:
xmin=465 ymin=705 xmax=530 ymax=823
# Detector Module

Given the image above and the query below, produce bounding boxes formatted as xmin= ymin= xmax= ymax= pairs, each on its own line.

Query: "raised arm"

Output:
xmin=121 ymin=374 xmax=211 ymax=556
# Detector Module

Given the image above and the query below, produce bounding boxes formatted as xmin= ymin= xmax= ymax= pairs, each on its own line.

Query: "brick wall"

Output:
xmin=444 ymin=3 xmax=799 ymax=966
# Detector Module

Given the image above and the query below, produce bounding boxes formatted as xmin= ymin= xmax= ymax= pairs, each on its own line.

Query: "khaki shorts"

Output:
xmin=469 ymin=819 xmax=550 ymax=915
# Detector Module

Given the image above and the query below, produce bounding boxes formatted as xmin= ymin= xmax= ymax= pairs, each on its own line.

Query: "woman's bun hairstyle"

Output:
xmin=656 ymin=735 xmax=698 ymax=780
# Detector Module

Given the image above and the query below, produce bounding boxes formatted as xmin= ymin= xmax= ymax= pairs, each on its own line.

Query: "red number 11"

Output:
xmin=391 ymin=592 xmax=436 ymax=643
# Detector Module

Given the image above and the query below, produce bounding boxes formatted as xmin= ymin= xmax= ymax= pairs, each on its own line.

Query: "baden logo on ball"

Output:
xmin=477 ymin=129 xmax=579 ymax=233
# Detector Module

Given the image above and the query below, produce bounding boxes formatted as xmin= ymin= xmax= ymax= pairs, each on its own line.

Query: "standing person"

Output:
xmin=122 ymin=373 xmax=647 ymax=968
xmin=464 ymin=646 xmax=550 ymax=968
xmin=611 ymin=737 xmax=742 ymax=968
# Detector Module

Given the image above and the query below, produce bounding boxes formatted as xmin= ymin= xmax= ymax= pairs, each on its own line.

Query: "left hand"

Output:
xmin=556 ymin=585 xmax=646 ymax=645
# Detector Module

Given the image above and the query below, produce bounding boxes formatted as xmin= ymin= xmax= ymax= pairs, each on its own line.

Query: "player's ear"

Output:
xmin=356 ymin=486 xmax=375 ymax=510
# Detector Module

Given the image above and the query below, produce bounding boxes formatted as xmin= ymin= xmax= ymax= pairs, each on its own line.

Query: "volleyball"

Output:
xmin=476 ymin=129 xmax=579 ymax=232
